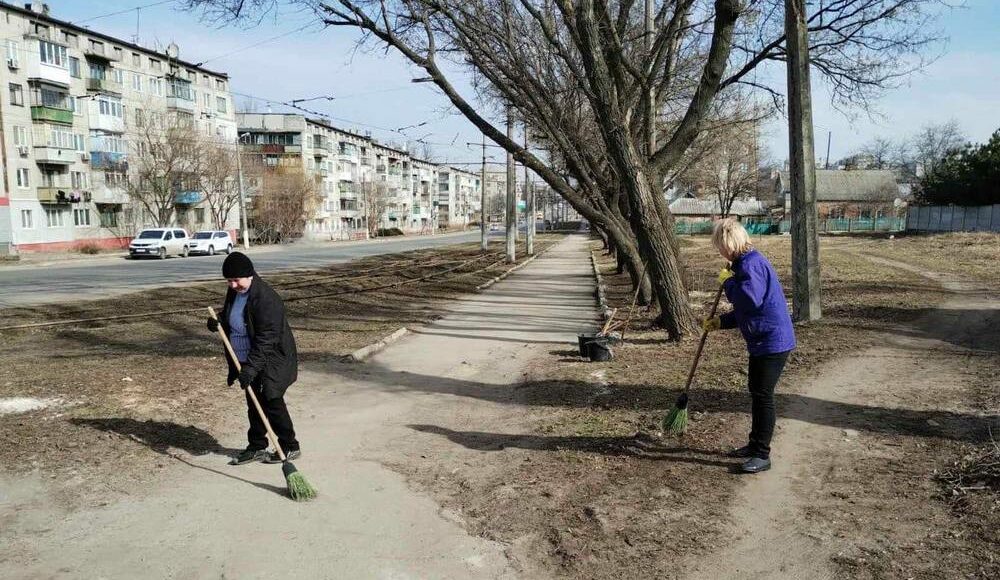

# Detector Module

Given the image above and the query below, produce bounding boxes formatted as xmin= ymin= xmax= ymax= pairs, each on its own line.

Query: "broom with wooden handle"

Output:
xmin=208 ymin=307 xmax=316 ymax=501
xmin=661 ymin=278 xmax=727 ymax=436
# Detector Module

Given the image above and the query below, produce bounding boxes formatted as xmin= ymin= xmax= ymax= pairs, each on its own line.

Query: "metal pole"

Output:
xmin=825 ymin=130 xmax=832 ymax=169
xmin=785 ymin=0 xmax=822 ymax=321
xmin=481 ymin=134 xmax=488 ymax=251
xmin=235 ymin=135 xmax=250 ymax=249
xmin=505 ymin=112 xmax=516 ymax=263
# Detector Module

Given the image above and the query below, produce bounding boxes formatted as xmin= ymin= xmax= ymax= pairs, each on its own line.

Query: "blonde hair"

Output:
xmin=711 ymin=218 xmax=753 ymax=258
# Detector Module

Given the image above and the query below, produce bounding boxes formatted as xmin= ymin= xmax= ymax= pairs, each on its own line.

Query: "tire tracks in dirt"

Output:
xmin=684 ymin=250 xmax=999 ymax=579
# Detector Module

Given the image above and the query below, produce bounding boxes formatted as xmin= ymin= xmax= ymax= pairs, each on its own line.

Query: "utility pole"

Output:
xmin=235 ymin=134 xmax=250 ymax=250
xmin=480 ymin=134 xmax=488 ymax=251
xmin=825 ymin=130 xmax=832 ymax=169
xmin=505 ymin=112 xmax=516 ymax=263
xmin=785 ymin=0 xmax=822 ymax=321
xmin=523 ymin=125 xmax=534 ymax=255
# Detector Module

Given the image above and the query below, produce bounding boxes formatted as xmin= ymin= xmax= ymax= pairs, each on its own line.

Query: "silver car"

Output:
xmin=186 ymin=230 xmax=234 ymax=256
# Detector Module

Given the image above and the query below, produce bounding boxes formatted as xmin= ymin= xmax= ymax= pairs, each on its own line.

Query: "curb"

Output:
xmin=346 ymin=327 xmax=409 ymax=362
xmin=590 ymin=250 xmax=614 ymax=321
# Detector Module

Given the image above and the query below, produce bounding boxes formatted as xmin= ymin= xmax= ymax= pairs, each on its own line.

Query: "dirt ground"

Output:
xmin=0 ymin=237 xmax=559 ymax=512
xmin=382 ymin=233 xmax=999 ymax=579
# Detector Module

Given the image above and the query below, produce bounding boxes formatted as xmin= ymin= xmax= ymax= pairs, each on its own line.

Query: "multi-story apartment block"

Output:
xmin=0 ymin=1 xmax=237 ymax=254
xmin=409 ymin=157 xmax=437 ymax=232
xmin=437 ymin=166 xmax=480 ymax=228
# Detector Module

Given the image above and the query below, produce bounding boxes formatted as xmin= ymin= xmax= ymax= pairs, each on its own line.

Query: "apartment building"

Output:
xmin=0 ymin=1 xmax=237 ymax=254
xmin=409 ymin=157 xmax=438 ymax=233
xmin=437 ymin=166 xmax=480 ymax=228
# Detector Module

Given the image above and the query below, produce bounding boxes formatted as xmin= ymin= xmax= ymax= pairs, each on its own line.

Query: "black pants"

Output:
xmin=245 ymin=381 xmax=299 ymax=453
xmin=746 ymin=350 xmax=791 ymax=459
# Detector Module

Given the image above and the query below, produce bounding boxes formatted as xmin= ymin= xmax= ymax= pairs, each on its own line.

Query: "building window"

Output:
xmin=216 ymin=96 xmax=227 ymax=113
xmin=21 ymin=209 xmax=33 ymax=229
xmin=39 ymin=40 xmax=67 ymax=67
xmin=215 ymin=79 xmax=225 ymax=91
xmin=194 ymin=208 xmax=205 ymax=223
xmin=132 ymin=52 xmax=140 ymax=66
xmin=5 ymin=40 xmax=19 ymax=68
xmin=45 ymin=208 xmax=64 ymax=227
xmin=113 ymin=47 xmax=123 ymax=61
xmin=88 ymin=39 xmax=104 ymax=56
xmin=203 ymin=92 xmax=210 ymax=108
xmin=99 ymin=206 xmax=119 ymax=228
xmin=105 ymin=171 xmax=127 ymax=187
xmin=148 ymin=78 xmax=163 ymax=96
xmin=73 ymin=208 xmax=91 ymax=227
xmin=9 ymin=83 xmax=23 ymax=106
xmin=61 ymin=31 xmax=78 ymax=47
xmin=113 ymin=68 xmax=124 ymax=84
xmin=16 ymin=168 xmax=29 ymax=188
xmin=149 ymin=58 xmax=161 ymax=71
xmin=74 ymin=134 xmax=85 ymax=151
xmin=71 ymin=171 xmax=88 ymax=189
xmin=68 ymin=56 xmax=81 ymax=78
xmin=131 ymin=72 xmax=142 ymax=92
xmin=98 ymin=96 xmax=123 ymax=118
xmin=13 ymin=125 xmax=27 ymax=146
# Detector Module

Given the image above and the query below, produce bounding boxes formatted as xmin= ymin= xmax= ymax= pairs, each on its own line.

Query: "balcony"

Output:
xmin=86 ymin=77 xmax=122 ymax=95
xmin=31 ymin=106 xmax=73 ymax=125
xmin=26 ymin=60 xmax=70 ymax=87
xmin=313 ymin=146 xmax=329 ymax=158
xmin=175 ymin=191 xmax=204 ymax=205
xmin=91 ymin=185 xmax=128 ymax=204
xmin=164 ymin=96 xmax=194 ymax=113
xmin=243 ymin=144 xmax=302 ymax=154
xmin=83 ymin=46 xmax=117 ymax=62
xmin=33 ymin=146 xmax=76 ymax=165
xmin=90 ymin=151 xmax=127 ymax=170
xmin=37 ymin=186 xmax=73 ymax=204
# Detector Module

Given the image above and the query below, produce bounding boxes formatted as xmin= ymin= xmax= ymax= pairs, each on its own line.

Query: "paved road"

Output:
xmin=0 ymin=232 xmax=482 ymax=308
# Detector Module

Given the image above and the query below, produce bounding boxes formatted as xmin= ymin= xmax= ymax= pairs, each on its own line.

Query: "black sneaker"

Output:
xmin=740 ymin=456 xmax=771 ymax=474
xmin=727 ymin=445 xmax=755 ymax=458
xmin=229 ymin=447 xmax=269 ymax=466
xmin=263 ymin=449 xmax=301 ymax=464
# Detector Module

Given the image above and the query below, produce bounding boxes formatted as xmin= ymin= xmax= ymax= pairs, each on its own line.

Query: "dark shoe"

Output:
xmin=727 ymin=445 xmax=754 ymax=458
xmin=740 ymin=457 xmax=771 ymax=474
xmin=229 ymin=447 xmax=269 ymax=466
xmin=263 ymin=449 xmax=301 ymax=464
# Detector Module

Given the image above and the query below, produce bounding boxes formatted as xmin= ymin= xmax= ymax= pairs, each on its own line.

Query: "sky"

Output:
xmin=36 ymin=0 xmax=1000 ymax=168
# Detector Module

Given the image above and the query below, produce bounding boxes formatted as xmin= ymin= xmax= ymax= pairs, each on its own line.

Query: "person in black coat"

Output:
xmin=206 ymin=252 xmax=301 ymax=465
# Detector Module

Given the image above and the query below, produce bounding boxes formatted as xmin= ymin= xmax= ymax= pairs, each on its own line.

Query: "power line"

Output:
xmin=71 ymin=0 xmax=176 ymax=25
xmin=192 ymin=21 xmax=322 ymax=67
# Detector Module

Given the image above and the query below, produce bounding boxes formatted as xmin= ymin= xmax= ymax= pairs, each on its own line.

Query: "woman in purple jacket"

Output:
xmin=702 ymin=218 xmax=796 ymax=473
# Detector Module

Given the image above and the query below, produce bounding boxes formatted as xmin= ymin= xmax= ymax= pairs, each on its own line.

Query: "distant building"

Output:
xmin=774 ymin=169 xmax=904 ymax=219
xmin=668 ymin=197 xmax=769 ymax=222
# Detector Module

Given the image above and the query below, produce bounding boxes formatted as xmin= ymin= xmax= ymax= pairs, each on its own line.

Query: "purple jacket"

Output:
xmin=719 ymin=249 xmax=796 ymax=356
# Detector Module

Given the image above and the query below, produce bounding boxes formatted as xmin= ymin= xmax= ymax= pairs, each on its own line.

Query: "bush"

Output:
xmin=376 ymin=227 xmax=405 ymax=237
xmin=78 ymin=243 xmax=101 ymax=255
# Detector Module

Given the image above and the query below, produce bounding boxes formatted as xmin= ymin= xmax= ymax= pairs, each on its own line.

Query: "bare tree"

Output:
xmin=127 ymin=110 xmax=204 ymax=227
xmin=912 ymin=119 xmax=967 ymax=175
xmin=188 ymin=0 xmax=949 ymax=338
xmin=247 ymin=169 xmax=320 ymax=243
xmin=361 ymin=179 xmax=391 ymax=236
xmin=198 ymin=141 xmax=242 ymax=230
xmin=856 ymin=137 xmax=896 ymax=169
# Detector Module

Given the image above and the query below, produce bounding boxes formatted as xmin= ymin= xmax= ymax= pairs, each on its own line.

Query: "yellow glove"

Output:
xmin=701 ymin=317 xmax=721 ymax=332
xmin=717 ymin=267 xmax=734 ymax=285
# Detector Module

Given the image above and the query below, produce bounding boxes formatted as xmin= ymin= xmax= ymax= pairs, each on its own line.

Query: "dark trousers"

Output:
xmin=746 ymin=350 xmax=791 ymax=459
xmin=245 ymin=381 xmax=299 ymax=453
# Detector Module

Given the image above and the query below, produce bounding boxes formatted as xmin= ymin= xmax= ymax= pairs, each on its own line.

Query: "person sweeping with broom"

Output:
xmin=205 ymin=252 xmax=315 ymax=500
xmin=701 ymin=218 xmax=796 ymax=474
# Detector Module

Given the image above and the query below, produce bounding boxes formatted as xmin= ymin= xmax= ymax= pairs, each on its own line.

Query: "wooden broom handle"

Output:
xmin=207 ymin=307 xmax=286 ymax=461
xmin=683 ymin=282 xmax=726 ymax=392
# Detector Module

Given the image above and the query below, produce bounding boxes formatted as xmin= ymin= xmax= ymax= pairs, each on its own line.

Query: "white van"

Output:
xmin=128 ymin=228 xmax=190 ymax=259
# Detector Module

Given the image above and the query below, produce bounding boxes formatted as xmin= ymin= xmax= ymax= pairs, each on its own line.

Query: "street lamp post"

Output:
xmin=236 ymin=132 xmax=250 ymax=250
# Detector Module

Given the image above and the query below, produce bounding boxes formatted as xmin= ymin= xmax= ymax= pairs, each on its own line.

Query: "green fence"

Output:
xmin=676 ymin=217 xmax=906 ymax=235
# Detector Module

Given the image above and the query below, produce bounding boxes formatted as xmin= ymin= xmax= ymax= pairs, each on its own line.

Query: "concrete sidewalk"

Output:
xmin=2 ymin=236 xmax=598 ymax=579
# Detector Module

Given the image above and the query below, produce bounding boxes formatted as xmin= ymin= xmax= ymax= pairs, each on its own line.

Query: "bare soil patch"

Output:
xmin=386 ymin=233 xmax=998 ymax=579
xmin=0 ymin=237 xmax=559 ymax=512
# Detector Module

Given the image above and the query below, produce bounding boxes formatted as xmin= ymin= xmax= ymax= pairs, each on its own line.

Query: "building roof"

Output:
xmin=778 ymin=169 xmax=900 ymax=202
xmin=0 ymin=1 xmax=229 ymax=79
xmin=669 ymin=198 xmax=768 ymax=216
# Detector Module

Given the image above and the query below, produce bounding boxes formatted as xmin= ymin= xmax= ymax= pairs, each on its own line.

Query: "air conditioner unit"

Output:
xmin=6 ymin=58 xmax=18 ymax=69
xmin=16 ymin=145 xmax=28 ymax=156
xmin=83 ymin=191 xmax=92 ymax=202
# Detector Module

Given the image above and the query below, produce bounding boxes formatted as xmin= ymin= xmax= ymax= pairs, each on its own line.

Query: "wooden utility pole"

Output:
xmin=785 ymin=0 xmax=822 ymax=321
xmin=480 ymin=133 xmax=488 ymax=251
xmin=505 ymin=112 xmax=516 ymax=263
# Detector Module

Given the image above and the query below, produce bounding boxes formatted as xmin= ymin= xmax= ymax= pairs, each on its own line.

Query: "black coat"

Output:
xmin=220 ymin=277 xmax=298 ymax=399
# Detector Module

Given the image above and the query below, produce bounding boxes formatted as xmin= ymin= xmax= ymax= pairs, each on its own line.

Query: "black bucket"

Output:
xmin=587 ymin=337 xmax=613 ymax=362
xmin=578 ymin=333 xmax=599 ymax=357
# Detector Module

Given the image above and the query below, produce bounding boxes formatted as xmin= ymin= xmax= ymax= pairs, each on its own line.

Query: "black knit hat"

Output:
xmin=222 ymin=252 xmax=255 ymax=278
